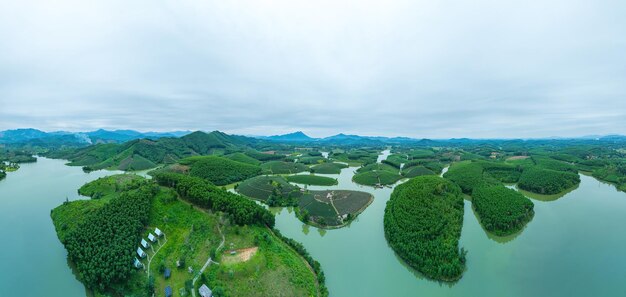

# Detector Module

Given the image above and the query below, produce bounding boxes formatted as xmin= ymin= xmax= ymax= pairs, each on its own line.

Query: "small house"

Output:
xmin=155 ymin=227 xmax=163 ymax=237
xmin=141 ymin=239 xmax=150 ymax=249
xmin=164 ymin=268 xmax=171 ymax=279
xmin=137 ymin=247 xmax=147 ymax=258
xmin=133 ymin=258 xmax=143 ymax=269
xmin=148 ymin=233 xmax=156 ymax=242
xmin=199 ymin=284 xmax=213 ymax=297
xmin=165 ymin=286 xmax=173 ymax=297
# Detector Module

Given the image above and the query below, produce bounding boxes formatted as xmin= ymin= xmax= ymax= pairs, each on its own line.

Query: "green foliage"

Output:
xmin=310 ymin=162 xmax=348 ymax=174
xmin=236 ymin=175 xmax=302 ymax=206
xmin=401 ymin=165 xmax=435 ymax=178
xmin=443 ymin=161 xmax=495 ymax=194
xmin=472 ymin=185 xmax=534 ymax=236
xmin=0 ymin=170 xmax=5 ymax=180
xmin=223 ymin=152 xmax=261 ymax=165
xmin=298 ymin=156 xmax=326 ymax=164
xmin=244 ymin=150 xmax=285 ymax=161
xmin=260 ymin=161 xmax=308 ymax=174
xmin=384 ymin=176 xmax=466 ymax=281
xmin=518 ymin=167 xmax=580 ymax=195
xmin=154 ymin=173 xmax=275 ymax=227
xmin=63 ymin=185 xmax=156 ymax=291
xmin=353 ymin=170 xmax=402 ymax=186
xmin=286 ymin=175 xmax=338 ymax=186
xmin=180 ymin=156 xmax=261 ymax=186
xmin=78 ymin=174 xmax=146 ymax=200
xmin=477 ymin=161 xmax=523 ymax=183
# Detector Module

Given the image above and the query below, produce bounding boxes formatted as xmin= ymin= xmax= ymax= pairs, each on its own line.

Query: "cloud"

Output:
xmin=0 ymin=0 xmax=625 ymax=138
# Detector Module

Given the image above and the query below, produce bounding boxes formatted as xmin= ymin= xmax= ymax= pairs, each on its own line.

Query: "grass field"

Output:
xmin=310 ymin=162 xmax=348 ymax=174
xmin=261 ymin=161 xmax=309 ymax=174
xmin=286 ymin=175 xmax=338 ymax=186
xmin=236 ymin=175 xmax=302 ymax=201
xmin=298 ymin=190 xmax=373 ymax=228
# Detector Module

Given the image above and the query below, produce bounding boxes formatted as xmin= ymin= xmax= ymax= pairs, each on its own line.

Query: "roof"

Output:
xmin=141 ymin=239 xmax=149 ymax=247
xmin=137 ymin=247 xmax=145 ymax=257
xmin=148 ymin=233 xmax=156 ymax=241
xmin=199 ymin=284 xmax=212 ymax=297
xmin=165 ymin=286 xmax=173 ymax=297
xmin=164 ymin=268 xmax=171 ymax=278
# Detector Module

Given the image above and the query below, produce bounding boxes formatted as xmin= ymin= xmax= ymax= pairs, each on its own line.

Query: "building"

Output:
xmin=148 ymin=233 xmax=156 ymax=242
xmin=199 ymin=284 xmax=213 ymax=297
xmin=133 ymin=258 xmax=143 ymax=269
xmin=137 ymin=247 xmax=147 ymax=258
xmin=141 ymin=239 xmax=150 ymax=249
xmin=155 ymin=227 xmax=163 ymax=237
xmin=165 ymin=286 xmax=173 ymax=297
xmin=164 ymin=268 xmax=171 ymax=279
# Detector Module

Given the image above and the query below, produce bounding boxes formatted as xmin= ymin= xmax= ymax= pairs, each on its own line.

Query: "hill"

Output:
xmin=46 ymin=131 xmax=257 ymax=171
xmin=267 ymin=131 xmax=315 ymax=142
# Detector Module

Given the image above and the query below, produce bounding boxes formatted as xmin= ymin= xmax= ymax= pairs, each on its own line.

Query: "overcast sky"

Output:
xmin=0 ymin=0 xmax=625 ymax=138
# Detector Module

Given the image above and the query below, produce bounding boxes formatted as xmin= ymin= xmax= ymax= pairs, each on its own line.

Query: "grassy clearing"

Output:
xmin=286 ymin=175 xmax=338 ymax=186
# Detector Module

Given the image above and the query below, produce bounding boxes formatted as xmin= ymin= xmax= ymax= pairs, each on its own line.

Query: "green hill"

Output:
xmin=180 ymin=155 xmax=261 ymax=185
xmin=46 ymin=131 xmax=256 ymax=171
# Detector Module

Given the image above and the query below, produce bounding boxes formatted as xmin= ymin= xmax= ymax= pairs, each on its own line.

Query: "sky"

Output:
xmin=0 ymin=0 xmax=625 ymax=138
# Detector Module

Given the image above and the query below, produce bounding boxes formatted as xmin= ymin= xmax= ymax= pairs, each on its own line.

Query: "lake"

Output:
xmin=2 ymin=156 xmax=626 ymax=296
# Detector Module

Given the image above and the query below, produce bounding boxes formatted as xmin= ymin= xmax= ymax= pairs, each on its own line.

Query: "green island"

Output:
xmin=235 ymin=175 xmax=303 ymax=206
xmin=260 ymin=161 xmax=309 ymax=174
xmin=51 ymin=174 xmax=327 ymax=297
xmin=297 ymin=190 xmax=373 ymax=228
xmin=286 ymin=174 xmax=338 ymax=186
xmin=517 ymin=167 xmax=580 ymax=195
xmin=384 ymin=175 xmax=466 ymax=281
xmin=471 ymin=185 xmax=534 ymax=236
xmin=178 ymin=155 xmax=261 ymax=186
xmin=310 ymin=162 xmax=348 ymax=174
xmin=353 ymin=163 xmax=402 ymax=186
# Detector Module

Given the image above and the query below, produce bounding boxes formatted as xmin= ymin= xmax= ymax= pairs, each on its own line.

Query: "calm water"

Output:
xmin=0 ymin=158 xmax=122 ymax=296
xmin=2 ymin=157 xmax=626 ymax=296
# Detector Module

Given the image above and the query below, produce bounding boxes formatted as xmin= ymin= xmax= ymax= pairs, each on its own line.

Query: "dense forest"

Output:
xmin=62 ymin=184 xmax=156 ymax=291
xmin=153 ymin=172 xmax=275 ymax=227
xmin=180 ymin=155 xmax=261 ymax=185
xmin=472 ymin=185 xmax=534 ymax=236
xmin=384 ymin=175 xmax=466 ymax=281
xmin=518 ymin=167 xmax=580 ymax=195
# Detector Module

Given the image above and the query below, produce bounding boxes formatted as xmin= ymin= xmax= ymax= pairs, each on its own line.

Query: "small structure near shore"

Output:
xmin=155 ymin=227 xmax=164 ymax=237
xmin=148 ymin=233 xmax=156 ymax=242
xmin=141 ymin=239 xmax=150 ymax=249
xmin=133 ymin=258 xmax=143 ymax=269
xmin=137 ymin=247 xmax=147 ymax=258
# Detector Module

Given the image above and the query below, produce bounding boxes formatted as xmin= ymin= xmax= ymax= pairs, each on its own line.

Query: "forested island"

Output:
xmin=384 ymin=176 xmax=466 ymax=281
xmin=472 ymin=185 xmax=534 ymax=236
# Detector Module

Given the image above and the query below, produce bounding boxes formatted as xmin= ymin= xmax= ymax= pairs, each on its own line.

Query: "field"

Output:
xmin=261 ymin=161 xmax=309 ymax=174
xmin=236 ymin=175 xmax=302 ymax=202
xmin=286 ymin=175 xmax=338 ymax=186
xmin=298 ymin=190 xmax=373 ymax=228
xmin=401 ymin=165 xmax=435 ymax=178
xmin=310 ymin=162 xmax=348 ymax=174
xmin=353 ymin=170 xmax=402 ymax=186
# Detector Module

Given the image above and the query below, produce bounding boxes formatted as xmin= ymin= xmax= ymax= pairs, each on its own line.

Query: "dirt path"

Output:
xmin=146 ymin=234 xmax=167 ymax=279
xmin=191 ymin=224 xmax=225 ymax=297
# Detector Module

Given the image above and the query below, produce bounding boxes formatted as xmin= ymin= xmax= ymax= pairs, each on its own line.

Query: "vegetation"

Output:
xmin=401 ymin=165 xmax=435 ymax=178
xmin=261 ymin=161 xmax=308 ymax=174
xmin=286 ymin=174 xmax=338 ymax=186
xmin=236 ymin=175 xmax=302 ymax=206
xmin=310 ymin=162 xmax=349 ymax=174
xmin=0 ymin=170 xmax=5 ymax=180
xmin=353 ymin=171 xmax=402 ymax=186
xmin=472 ymin=185 xmax=534 ymax=236
xmin=223 ymin=152 xmax=261 ymax=165
xmin=179 ymin=156 xmax=261 ymax=185
xmin=298 ymin=190 xmax=373 ymax=228
xmin=78 ymin=174 xmax=146 ymax=200
xmin=518 ymin=167 xmax=580 ymax=195
xmin=154 ymin=173 xmax=275 ymax=227
xmin=57 ymin=183 xmax=156 ymax=291
xmin=384 ymin=175 xmax=466 ymax=281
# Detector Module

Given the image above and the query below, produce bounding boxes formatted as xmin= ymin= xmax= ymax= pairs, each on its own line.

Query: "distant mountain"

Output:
xmin=266 ymin=131 xmax=315 ymax=142
xmin=0 ymin=128 xmax=192 ymax=147
xmin=46 ymin=131 xmax=257 ymax=171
